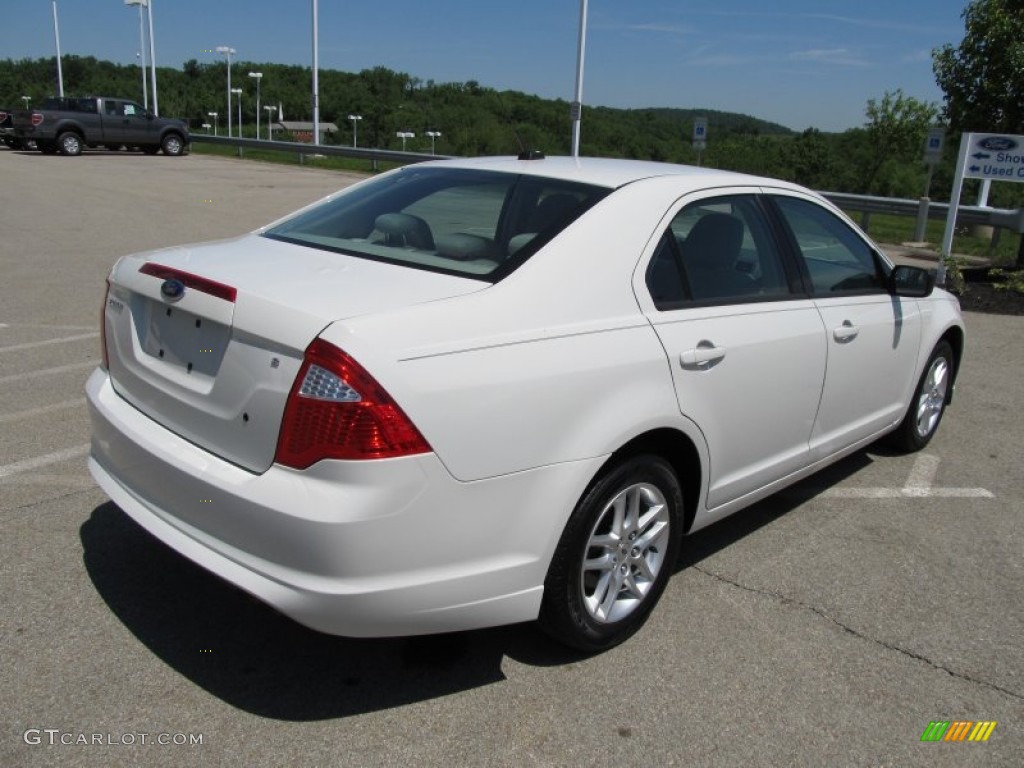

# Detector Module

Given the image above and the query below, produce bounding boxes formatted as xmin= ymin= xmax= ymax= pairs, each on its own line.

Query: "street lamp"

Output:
xmin=426 ymin=130 xmax=442 ymax=155
xmin=52 ymin=1 xmax=64 ymax=97
xmin=348 ymin=114 xmax=362 ymax=147
xmin=571 ymin=0 xmax=588 ymax=156
xmin=396 ymin=131 xmax=415 ymax=151
xmin=264 ymin=105 xmax=276 ymax=140
xmin=201 ymin=122 xmax=211 ymax=133
xmin=21 ymin=96 xmax=31 ymax=109
xmin=215 ymin=45 xmax=236 ymax=136
xmin=123 ymin=0 xmax=148 ymax=110
xmin=248 ymin=72 xmax=262 ymax=139
xmin=231 ymin=88 xmax=243 ymax=137
xmin=207 ymin=111 xmax=218 ymax=136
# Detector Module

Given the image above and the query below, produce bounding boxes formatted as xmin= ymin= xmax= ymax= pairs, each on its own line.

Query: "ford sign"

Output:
xmin=160 ymin=278 xmax=186 ymax=302
xmin=978 ymin=136 xmax=1019 ymax=152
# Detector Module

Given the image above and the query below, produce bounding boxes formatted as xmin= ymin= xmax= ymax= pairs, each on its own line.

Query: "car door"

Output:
xmin=118 ymin=101 xmax=157 ymax=145
xmin=768 ymin=192 xmax=922 ymax=459
xmin=637 ymin=190 xmax=827 ymax=510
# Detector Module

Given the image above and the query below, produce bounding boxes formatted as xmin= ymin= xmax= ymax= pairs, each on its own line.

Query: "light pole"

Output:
xmin=248 ymin=72 xmax=262 ymax=139
xmin=264 ymin=105 xmax=276 ymax=140
xmin=145 ymin=0 xmax=158 ymax=114
xmin=201 ymin=122 xmax=211 ymax=133
xmin=312 ymin=0 xmax=320 ymax=146
xmin=396 ymin=131 xmax=415 ymax=151
xmin=348 ymin=114 xmax=362 ymax=147
xmin=571 ymin=0 xmax=588 ymax=157
xmin=231 ymin=88 xmax=243 ymax=137
xmin=51 ymin=1 xmax=64 ymax=96
xmin=21 ymin=96 xmax=31 ymax=109
xmin=216 ymin=46 xmax=235 ymax=137
xmin=426 ymin=130 xmax=442 ymax=155
xmin=124 ymin=0 xmax=148 ymax=109
xmin=207 ymin=111 xmax=218 ymax=136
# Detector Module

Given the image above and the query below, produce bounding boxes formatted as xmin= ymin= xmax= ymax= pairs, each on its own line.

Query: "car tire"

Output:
xmin=539 ymin=454 xmax=683 ymax=652
xmin=890 ymin=340 xmax=954 ymax=452
xmin=161 ymin=134 xmax=184 ymax=156
xmin=57 ymin=131 xmax=82 ymax=156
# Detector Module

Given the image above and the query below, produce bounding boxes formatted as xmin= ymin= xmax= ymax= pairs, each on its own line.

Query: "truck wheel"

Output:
xmin=161 ymin=133 xmax=185 ymax=156
xmin=57 ymin=131 xmax=83 ymax=156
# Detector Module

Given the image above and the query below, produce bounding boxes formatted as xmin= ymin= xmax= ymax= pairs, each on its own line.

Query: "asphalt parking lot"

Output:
xmin=1 ymin=148 xmax=1021 ymax=767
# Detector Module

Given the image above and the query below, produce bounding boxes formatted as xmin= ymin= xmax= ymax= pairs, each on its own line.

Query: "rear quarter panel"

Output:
xmin=321 ymin=177 xmax=710 ymax=483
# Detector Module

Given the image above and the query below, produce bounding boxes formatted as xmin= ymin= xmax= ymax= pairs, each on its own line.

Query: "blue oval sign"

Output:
xmin=160 ymin=279 xmax=186 ymax=302
xmin=978 ymin=136 xmax=1018 ymax=151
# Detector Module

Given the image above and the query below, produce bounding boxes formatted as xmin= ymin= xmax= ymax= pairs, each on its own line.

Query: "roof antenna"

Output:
xmin=494 ymin=90 xmax=527 ymax=155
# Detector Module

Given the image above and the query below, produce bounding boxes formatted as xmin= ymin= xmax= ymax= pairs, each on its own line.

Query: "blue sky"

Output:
xmin=1 ymin=1 xmax=968 ymax=132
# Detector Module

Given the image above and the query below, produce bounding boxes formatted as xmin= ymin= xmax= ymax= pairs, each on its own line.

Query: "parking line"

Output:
xmin=0 ymin=444 xmax=90 ymax=480
xmin=0 ymin=332 xmax=99 ymax=353
xmin=818 ymin=455 xmax=994 ymax=499
xmin=0 ymin=398 xmax=87 ymax=425
xmin=0 ymin=361 xmax=97 ymax=385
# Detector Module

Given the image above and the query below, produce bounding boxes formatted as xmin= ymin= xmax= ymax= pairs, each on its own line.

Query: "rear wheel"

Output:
xmin=890 ymin=340 xmax=954 ymax=452
xmin=539 ymin=454 xmax=683 ymax=652
xmin=161 ymin=133 xmax=184 ymax=156
xmin=57 ymin=131 xmax=82 ymax=156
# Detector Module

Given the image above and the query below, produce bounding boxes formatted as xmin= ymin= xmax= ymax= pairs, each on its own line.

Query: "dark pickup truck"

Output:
xmin=0 ymin=107 xmax=31 ymax=149
xmin=12 ymin=96 xmax=189 ymax=156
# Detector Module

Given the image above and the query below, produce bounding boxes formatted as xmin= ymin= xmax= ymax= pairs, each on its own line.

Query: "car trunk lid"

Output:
xmin=103 ymin=233 xmax=485 ymax=473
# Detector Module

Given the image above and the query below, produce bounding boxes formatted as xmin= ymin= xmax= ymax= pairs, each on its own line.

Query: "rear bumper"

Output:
xmin=86 ymin=368 xmax=601 ymax=636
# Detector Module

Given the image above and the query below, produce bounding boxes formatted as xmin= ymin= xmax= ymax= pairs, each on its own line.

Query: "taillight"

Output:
xmin=100 ymin=280 xmax=110 ymax=371
xmin=30 ymin=112 xmax=44 ymax=127
xmin=274 ymin=339 xmax=431 ymax=468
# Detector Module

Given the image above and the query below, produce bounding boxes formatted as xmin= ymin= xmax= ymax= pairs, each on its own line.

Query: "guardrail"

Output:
xmin=189 ymin=133 xmax=450 ymax=166
xmin=190 ymin=135 xmax=1024 ymax=244
xmin=822 ymin=192 xmax=1024 ymax=242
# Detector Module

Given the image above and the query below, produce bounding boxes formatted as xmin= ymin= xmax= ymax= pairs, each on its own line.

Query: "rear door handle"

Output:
xmin=680 ymin=341 xmax=726 ymax=369
xmin=833 ymin=320 xmax=859 ymax=343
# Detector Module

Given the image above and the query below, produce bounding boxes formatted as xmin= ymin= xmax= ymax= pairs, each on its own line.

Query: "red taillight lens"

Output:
xmin=30 ymin=112 xmax=44 ymax=127
xmin=274 ymin=339 xmax=431 ymax=468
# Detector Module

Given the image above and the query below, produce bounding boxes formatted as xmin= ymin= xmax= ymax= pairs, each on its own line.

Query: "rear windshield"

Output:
xmin=262 ymin=167 xmax=610 ymax=281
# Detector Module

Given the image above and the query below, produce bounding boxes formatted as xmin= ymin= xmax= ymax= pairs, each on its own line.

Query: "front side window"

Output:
xmin=646 ymin=194 xmax=793 ymax=307
xmin=772 ymin=195 xmax=886 ymax=295
xmin=263 ymin=168 xmax=609 ymax=281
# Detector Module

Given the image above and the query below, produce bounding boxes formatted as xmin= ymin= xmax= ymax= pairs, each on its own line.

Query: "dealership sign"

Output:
xmin=940 ymin=132 xmax=1024 ymax=278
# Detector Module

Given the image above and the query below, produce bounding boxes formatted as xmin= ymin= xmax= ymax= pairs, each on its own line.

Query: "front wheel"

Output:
xmin=539 ymin=454 xmax=683 ymax=652
xmin=57 ymin=131 xmax=82 ymax=156
xmin=890 ymin=340 xmax=954 ymax=452
xmin=161 ymin=133 xmax=184 ymax=156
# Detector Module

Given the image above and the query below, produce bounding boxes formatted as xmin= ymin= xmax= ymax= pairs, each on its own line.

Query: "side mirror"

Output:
xmin=889 ymin=264 xmax=934 ymax=298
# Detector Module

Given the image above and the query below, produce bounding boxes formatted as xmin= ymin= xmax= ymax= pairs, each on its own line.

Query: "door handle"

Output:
xmin=680 ymin=341 xmax=726 ymax=369
xmin=833 ymin=320 xmax=859 ymax=343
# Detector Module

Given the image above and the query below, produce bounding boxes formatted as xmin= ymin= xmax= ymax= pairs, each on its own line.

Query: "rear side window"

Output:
xmin=646 ymin=194 xmax=793 ymax=308
xmin=772 ymin=196 xmax=886 ymax=295
xmin=263 ymin=168 xmax=609 ymax=281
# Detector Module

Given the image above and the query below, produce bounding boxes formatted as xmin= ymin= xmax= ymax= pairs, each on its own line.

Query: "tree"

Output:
xmin=933 ymin=0 xmax=1024 ymax=132
xmin=861 ymin=89 xmax=937 ymax=194
xmin=934 ymin=0 xmax=1024 ymax=266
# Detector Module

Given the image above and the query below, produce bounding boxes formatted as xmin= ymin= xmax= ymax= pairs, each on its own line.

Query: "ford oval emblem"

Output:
xmin=978 ymin=136 xmax=1018 ymax=151
xmin=160 ymin=278 xmax=186 ymax=302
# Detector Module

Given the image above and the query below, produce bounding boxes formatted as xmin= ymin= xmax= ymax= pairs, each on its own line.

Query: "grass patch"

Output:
xmin=844 ymin=209 xmax=1021 ymax=263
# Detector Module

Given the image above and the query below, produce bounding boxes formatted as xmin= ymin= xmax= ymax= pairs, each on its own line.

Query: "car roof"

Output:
xmin=415 ymin=155 xmax=801 ymax=192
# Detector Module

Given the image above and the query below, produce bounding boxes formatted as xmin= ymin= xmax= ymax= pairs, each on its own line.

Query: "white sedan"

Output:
xmin=87 ymin=155 xmax=964 ymax=651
